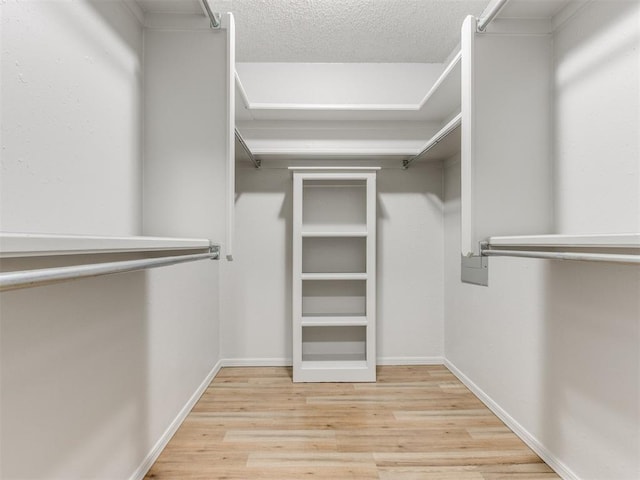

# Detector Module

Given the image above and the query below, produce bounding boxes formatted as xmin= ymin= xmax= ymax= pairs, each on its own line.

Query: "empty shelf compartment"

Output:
xmin=302 ymin=280 xmax=366 ymax=316
xmin=302 ymin=237 xmax=366 ymax=274
xmin=302 ymin=326 xmax=366 ymax=363
xmin=303 ymin=179 xmax=366 ymax=229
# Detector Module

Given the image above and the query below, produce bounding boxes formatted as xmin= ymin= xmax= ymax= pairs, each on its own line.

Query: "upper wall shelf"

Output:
xmin=235 ymin=52 xmax=461 ymax=124
xmin=235 ymin=52 xmax=462 ymax=164
xmin=488 ymin=234 xmax=640 ymax=249
xmin=235 ymin=52 xmax=461 ymax=122
xmin=0 ymin=232 xmax=213 ymax=258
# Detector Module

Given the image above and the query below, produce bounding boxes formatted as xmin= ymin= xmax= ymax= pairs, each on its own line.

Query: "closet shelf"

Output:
xmin=301 ymin=272 xmax=368 ymax=281
xmin=0 ymin=232 xmax=213 ymax=258
xmin=301 ymin=315 xmax=368 ymax=327
xmin=235 ymin=51 xmax=460 ymax=123
xmin=302 ymin=226 xmax=368 ymax=237
xmin=487 ymin=233 xmax=640 ymax=248
xmin=301 ymin=359 xmax=369 ymax=369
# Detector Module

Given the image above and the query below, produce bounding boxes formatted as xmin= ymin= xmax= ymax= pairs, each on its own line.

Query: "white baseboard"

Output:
xmin=444 ymin=359 xmax=579 ymax=480
xmin=128 ymin=359 xmax=223 ymax=480
xmin=220 ymin=357 xmax=444 ymax=367
xmin=221 ymin=357 xmax=292 ymax=367
xmin=378 ymin=356 xmax=444 ymax=365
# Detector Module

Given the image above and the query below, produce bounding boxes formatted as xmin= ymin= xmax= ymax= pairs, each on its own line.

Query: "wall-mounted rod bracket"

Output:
xmin=209 ymin=244 xmax=221 ymax=259
xmin=461 ymin=253 xmax=489 ymax=286
xmin=201 ymin=0 xmax=221 ymax=29
xmin=477 ymin=0 xmax=510 ymax=32
xmin=403 ymin=113 xmax=462 ymax=170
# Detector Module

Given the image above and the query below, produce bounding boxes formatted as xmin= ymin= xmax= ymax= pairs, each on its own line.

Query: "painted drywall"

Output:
xmin=236 ymin=63 xmax=445 ymax=105
xmin=0 ymin=2 xmax=224 ymax=479
xmin=0 ymin=0 xmax=143 ymax=235
xmin=444 ymin=3 xmax=640 ymax=479
xmin=553 ymin=0 xmax=640 ymax=234
xmin=221 ymin=164 xmax=444 ymax=364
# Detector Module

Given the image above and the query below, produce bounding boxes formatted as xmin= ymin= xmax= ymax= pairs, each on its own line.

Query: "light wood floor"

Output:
xmin=145 ymin=365 xmax=559 ymax=479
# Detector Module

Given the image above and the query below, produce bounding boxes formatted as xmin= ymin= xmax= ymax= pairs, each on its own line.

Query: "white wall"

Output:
xmin=0 ymin=0 xmax=142 ymax=235
xmin=0 ymin=2 xmax=224 ymax=479
xmin=553 ymin=0 xmax=640 ymax=233
xmin=221 ymin=163 xmax=444 ymax=364
xmin=236 ymin=62 xmax=444 ymax=105
xmin=444 ymin=3 xmax=640 ymax=479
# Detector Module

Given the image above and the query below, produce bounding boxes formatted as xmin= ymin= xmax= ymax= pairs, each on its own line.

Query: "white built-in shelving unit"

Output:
xmin=235 ymin=52 xmax=462 ymax=165
xmin=292 ymin=168 xmax=378 ymax=382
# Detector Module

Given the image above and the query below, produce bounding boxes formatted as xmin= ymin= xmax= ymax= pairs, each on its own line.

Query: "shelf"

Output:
xmin=289 ymin=167 xmax=382 ymax=171
xmin=235 ymin=51 xmax=460 ymax=123
xmin=303 ymin=237 xmax=366 ymax=274
xmin=487 ymin=233 xmax=640 ymax=249
xmin=302 ymin=226 xmax=368 ymax=237
xmin=301 ymin=273 xmax=368 ymax=281
xmin=301 ymin=315 xmax=368 ymax=327
xmin=301 ymin=358 xmax=368 ymax=369
xmin=0 ymin=232 xmax=212 ymax=258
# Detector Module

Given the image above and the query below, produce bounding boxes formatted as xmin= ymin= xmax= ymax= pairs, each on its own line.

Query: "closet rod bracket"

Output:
xmin=201 ymin=0 xmax=221 ymax=29
xmin=209 ymin=244 xmax=221 ymax=259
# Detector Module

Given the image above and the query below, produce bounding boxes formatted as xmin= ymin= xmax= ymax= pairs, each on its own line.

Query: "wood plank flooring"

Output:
xmin=145 ymin=365 xmax=559 ymax=479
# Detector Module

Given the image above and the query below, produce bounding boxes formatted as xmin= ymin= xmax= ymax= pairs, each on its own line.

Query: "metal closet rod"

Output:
xmin=235 ymin=129 xmax=261 ymax=168
xmin=477 ymin=0 xmax=510 ymax=32
xmin=201 ymin=0 xmax=221 ymax=28
xmin=0 ymin=248 xmax=220 ymax=292
xmin=403 ymin=114 xmax=462 ymax=169
xmin=481 ymin=248 xmax=640 ymax=264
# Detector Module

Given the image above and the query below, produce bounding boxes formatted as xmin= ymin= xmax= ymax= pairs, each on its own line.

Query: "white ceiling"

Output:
xmin=135 ymin=0 xmax=491 ymax=63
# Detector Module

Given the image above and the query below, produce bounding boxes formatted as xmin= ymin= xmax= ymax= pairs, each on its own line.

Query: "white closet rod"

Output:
xmin=481 ymin=248 xmax=640 ymax=265
xmin=0 ymin=249 xmax=219 ymax=292
xmin=235 ymin=129 xmax=260 ymax=168
xmin=477 ymin=0 xmax=510 ymax=32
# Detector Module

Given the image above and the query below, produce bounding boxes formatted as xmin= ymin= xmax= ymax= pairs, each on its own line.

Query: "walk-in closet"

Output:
xmin=1 ymin=0 xmax=638 ymax=479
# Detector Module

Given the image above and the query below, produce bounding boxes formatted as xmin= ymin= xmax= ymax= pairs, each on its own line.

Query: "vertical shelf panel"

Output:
xmin=461 ymin=15 xmax=554 ymax=256
xmin=292 ymin=170 xmax=377 ymax=382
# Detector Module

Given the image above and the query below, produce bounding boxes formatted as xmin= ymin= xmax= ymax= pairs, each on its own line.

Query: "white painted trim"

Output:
xmin=460 ymin=15 xmax=476 ymax=257
xmin=288 ymin=166 xmax=382 ymax=171
xmin=128 ymin=360 xmax=223 ymax=480
xmin=253 ymin=147 xmax=418 ymax=157
xmin=444 ymin=359 xmax=579 ymax=480
xmin=225 ymin=12 xmax=235 ymax=261
xmin=222 ymin=358 xmax=293 ymax=367
xmin=488 ymin=233 xmax=640 ymax=248
xmin=378 ymin=356 xmax=444 ymax=365
xmin=219 ymin=357 xmax=445 ymax=367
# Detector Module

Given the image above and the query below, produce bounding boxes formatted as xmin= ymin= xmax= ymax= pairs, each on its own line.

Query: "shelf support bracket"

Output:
xmin=461 ymin=250 xmax=489 ymax=286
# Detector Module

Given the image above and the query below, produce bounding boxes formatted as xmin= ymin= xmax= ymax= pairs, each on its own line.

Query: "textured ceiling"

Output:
xmin=136 ymin=0 xmax=491 ymax=63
